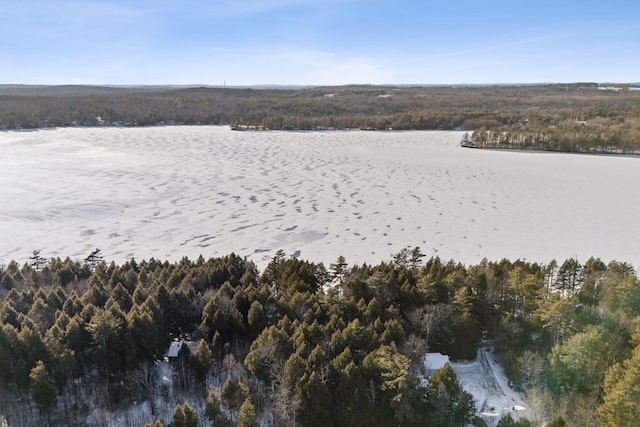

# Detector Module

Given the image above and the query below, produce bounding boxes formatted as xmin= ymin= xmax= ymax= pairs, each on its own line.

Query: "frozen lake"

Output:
xmin=1 ymin=126 xmax=639 ymax=270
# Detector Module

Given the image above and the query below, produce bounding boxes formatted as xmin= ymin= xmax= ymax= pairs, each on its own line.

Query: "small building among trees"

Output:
xmin=165 ymin=340 xmax=196 ymax=363
xmin=424 ymin=352 xmax=450 ymax=377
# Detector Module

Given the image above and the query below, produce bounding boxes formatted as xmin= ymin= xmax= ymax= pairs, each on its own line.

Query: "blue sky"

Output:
xmin=1 ymin=0 xmax=638 ymax=85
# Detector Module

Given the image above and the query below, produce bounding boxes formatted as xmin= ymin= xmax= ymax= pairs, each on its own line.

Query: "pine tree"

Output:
xmin=237 ymin=399 xmax=258 ymax=427
xmin=547 ymin=416 xmax=567 ymax=427
xmin=173 ymin=402 xmax=198 ymax=427
xmin=599 ymin=344 xmax=640 ymax=426
xmin=191 ymin=339 xmax=212 ymax=385
xmin=497 ymin=413 xmax=516 ymax=427
xmin=426 ymin=363 xmax=476 ymax=427
xmin=30 ymin=360 xmax=56 ymax=414
xmin=205 ymin=388 xmax=225 ymax=424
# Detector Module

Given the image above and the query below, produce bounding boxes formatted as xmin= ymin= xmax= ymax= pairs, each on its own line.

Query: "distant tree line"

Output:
xmin=3 ymin=83 xmax=640 ymax=154
xmin=1 ymin=84 xmax=639 ymax=137
xmin=469 ymin=121 xmax=640 ymax=155
xmin=1 ymin=248 xmax=640 ymax=425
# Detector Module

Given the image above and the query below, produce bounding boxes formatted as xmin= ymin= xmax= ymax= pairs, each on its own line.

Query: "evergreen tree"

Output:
xmin=426 ymin=363 xmax=476 ymax=427
xmin=547 ymin=416 xmax=567 ymax=427
xmin=173 ymin=403 xmax=185 ymax=426
xmin=247 ymin=300 xmax=267 ymax=337
xmin=497 ymin=413 xmax=516 ymax=427
xmin=173 ymin=402 xmax=198 ymax=427
xmin=237 ymin=399 xmax=258 ymax=427
xmin=221 ymin=377 xmax=247 ymax=413
xmin=599 ymin=344 xmax=640 ymax=426
xmin=30 ymin=360 xmax=56 ymax=415
xmin=191 ymin=339 xmax=212 ymax=386
xmin=205 ymin=388 xmax=225 ymax=424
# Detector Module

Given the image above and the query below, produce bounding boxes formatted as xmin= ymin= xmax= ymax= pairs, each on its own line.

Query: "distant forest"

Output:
xmin=1 ymin=83 xmax=640 ymax=154
xmin=1 ymin=249 xmax=640 ymax=426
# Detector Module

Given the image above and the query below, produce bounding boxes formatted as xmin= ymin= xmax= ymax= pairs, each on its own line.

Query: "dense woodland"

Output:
xmin=1 ymin=248 xmax=640 ymax=426
xmin=468 ymin=117 xmax=640 ymax=154
xmin=1 ymin=83 xmax=640 ymax=154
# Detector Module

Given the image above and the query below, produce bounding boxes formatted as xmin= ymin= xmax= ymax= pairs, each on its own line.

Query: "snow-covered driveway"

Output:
xmin=451 ymin=345 xmax=529 ymax=425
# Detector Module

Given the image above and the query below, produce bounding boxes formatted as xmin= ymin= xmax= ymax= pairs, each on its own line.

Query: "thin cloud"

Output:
xmin=2 ymin=1 xmax=148 ymax=44
xmin=0 ymin=0 xmax=638 ymax=85
xmin=216 ymin=0 xmax=359 ymax=13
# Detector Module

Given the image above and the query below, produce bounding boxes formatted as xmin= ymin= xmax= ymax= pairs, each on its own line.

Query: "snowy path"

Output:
xmin=451 ymin=345 xmax=528 ymax=425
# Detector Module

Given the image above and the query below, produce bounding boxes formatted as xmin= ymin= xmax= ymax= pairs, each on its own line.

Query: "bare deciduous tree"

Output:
xmin=407 ymin=303 xmax=455 ymax=351
xmin=128 ymin=360 xmax=158 ymax=415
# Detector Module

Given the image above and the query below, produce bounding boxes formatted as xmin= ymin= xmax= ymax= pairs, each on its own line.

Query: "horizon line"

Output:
xmin=2 ymin=81 xmax=640 ymax=90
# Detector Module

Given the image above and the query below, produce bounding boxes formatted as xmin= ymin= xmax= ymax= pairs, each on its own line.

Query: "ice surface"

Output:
xmin=1 ymin=126 xmax=639 ymax=270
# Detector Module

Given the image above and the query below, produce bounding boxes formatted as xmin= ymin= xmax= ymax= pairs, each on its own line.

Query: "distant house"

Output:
xmin=165 ymin=340 xmax=196 ymax=363
xmin=597 ymin=86 xmax=622 ymax=92
xmin=460 ymin=132 xmax=476 ymax=148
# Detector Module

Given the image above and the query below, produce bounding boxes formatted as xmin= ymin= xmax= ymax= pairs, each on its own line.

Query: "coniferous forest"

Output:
xmin=1 ymin=249 xmax=639 ymax=426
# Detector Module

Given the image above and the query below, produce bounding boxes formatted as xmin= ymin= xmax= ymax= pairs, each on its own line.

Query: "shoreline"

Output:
xmin=3 ymin=124 xmax=638 ymax=158
xmin=463 ymin=145 xmax=640 ymax=158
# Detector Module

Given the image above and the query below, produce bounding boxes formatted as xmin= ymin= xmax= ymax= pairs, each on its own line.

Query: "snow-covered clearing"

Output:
xmin=1 ymin=126 xmax=639 ymax=270
xmin=450 ymin=345 xmax=528 ymax=426
xmin=423 ymin=346 xmax=528 ymax=426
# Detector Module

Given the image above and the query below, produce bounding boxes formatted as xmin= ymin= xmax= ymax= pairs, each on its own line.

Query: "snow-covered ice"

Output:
xmin=1 ymin=126 xmax=639 ymax=270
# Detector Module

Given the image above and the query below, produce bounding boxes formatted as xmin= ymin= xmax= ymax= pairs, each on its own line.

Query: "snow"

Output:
xmin=597 ymin=86 xmax=623 ymax=91
xmin=165 ymin=340 xmax=196 ymax=359
xmin=158 ymin=360 xmax=174 ymax=386
xmin=422 ymin=346 xmax=528 ymax=425
xmin=423 ymin=352 xmax=450 ymax=373
xmin=1 ymin=126 xmax=639 ymax=271
xmin=166 ymin=341 xmax=184 ymax=358
xmin=450 ymin=346 xmax=529 ymax=426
